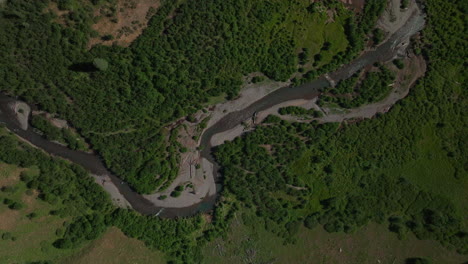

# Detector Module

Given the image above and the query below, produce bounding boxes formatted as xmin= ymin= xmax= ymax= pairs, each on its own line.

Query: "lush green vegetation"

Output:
xmin=0 ymin=0 xmax=369 ymax=193
xmin=0 ymin=0 xmax=388 ymax=193
xmin=394 ymin=58 xmax=405 ymax=69
xmin=0 ymin=162 xmax=166 ymax=263
xmin=30 ymin=115 xmax=88 ymax=151
xmin=213 ymin=0 xmax=467 ymax=255
xmin=0 ymin=0 xmax=466 ymax=263
xmin=0 ymin=126 xmax=238 ymax=263
xmin=320 ymin=65 xmax=395 ymax=108
xmin=0 ymin=163 xmax=82 ymax=263
xmin=372 ymin=28 xmax=385 ymax=45
xmin=203 ymin=210 xmax=466 ymax=264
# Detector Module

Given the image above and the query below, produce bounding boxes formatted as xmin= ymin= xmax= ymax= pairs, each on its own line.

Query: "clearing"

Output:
xmin=89 ymin=0 xmax=160 ymax=47
xmin=62 ymin=227 xmax=165 ymax=264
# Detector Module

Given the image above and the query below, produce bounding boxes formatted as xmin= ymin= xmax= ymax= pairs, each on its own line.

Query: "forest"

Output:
xmin=0 ymin=0 xmax=465 ymax=263
xmin=30 ymin=114 xmax=88 ymax=151
xmin=214 ymin=0 xmax=467 ymax=255
xmin=0 ymin=0 xmax=384 ymax=193
xmin=319 ymin=65 xmax=396 ymax=108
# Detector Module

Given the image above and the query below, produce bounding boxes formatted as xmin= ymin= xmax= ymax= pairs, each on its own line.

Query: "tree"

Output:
xmin=92 ymin=58 xmax=109 ymax=71
xmin=1 ymin=232 xmax=12 ymax=240
xmin=405 ymin=258 xmax=431 ymax=264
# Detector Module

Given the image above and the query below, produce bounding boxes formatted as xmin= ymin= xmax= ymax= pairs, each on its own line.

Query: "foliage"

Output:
xmin=401 ymin=0 xmax=410 ymax=9
xmin=373 ymin=28 xmax=384 ymax=45
xmin=405 ymin=258 xmax=431 ymax=264
xmin=251 ymin=76 xmax=265 ymax=84
xmin=320 ymin=66 xmax=395 ymax=108
xmin=214 ymin=0 xmax=467 ymax=254
xmin=108 ymin=209 xmax=204 ymax=263
xmin=0 ymin=127 xmax=239 ymax=263
xmin=30 ymin=115 xmax=87 ymax=151
xmin=393 ymin=59 xmax=405 ymax=69
xmin=92 ymin=58 xmax=108 ymax=71
xmin=0 ymin=0 xmax=359 ymax=193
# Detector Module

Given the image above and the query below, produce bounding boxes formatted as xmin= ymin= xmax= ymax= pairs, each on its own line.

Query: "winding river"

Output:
xmin=0 ymin=4 xmax=425 ymax=218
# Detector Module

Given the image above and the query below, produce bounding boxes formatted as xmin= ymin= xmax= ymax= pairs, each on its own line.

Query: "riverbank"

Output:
xmin=258 ymin=53 xmax=426 ymax=125
xmin=144 ymin=77 xmax=290 ymax=208
xmin=0 ymin=0 xmax=426 ymax=217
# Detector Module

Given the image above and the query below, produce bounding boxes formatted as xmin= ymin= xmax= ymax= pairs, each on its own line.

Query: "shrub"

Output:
xmin=170 ymin=191 xmax=181 ymax=197
xmin=1 ymin=232 xmax=12 ymax=240
xmin=9 ymin=202 xmax=24 ymax=210
xmin=393 ymin=59 xmax=405 ymax=69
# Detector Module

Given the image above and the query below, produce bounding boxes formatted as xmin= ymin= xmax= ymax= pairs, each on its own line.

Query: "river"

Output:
xmin=0 ymin=4 xmax=425 ymax=217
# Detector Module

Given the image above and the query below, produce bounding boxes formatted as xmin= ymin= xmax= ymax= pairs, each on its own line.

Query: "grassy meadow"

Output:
xmin=203 ymin=209 xmax=467 ymax=264
xmin=0 ymin=163 xmax=165 ymax=264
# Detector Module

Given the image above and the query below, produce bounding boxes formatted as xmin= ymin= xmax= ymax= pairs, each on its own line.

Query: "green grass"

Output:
xmin=203 ymin=209 xmax=467 ymax=264
xmin=204 ymin=92 xmax=227 ymax=106
xmin=62 ymin=227 xmax=166 ymax=264
xmin=0 ymin=163 xmax=165 ymax=263
xmin=259 ymin=1 xmax=350 ymax=69
xmin=0 ymin=163 xmax=19 ymax=180
xmin=281 ymin=2 xmax=350 ymax=53
xmin=388 ymin=124 xmax=468 ymax=212
xmin=0 ymin=164 xmax=78 ymax=263
xmin=288 ymin=150 xmax=313 ymax=181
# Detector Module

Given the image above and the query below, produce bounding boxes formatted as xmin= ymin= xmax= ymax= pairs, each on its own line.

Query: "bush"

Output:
xmin=20 ymin=170 xmax=37 ymax=182
xmin=9 ymin=202 xmax=24 ymax=210
xmin=171 ymin=191 xmax=181 ymax=197
xmin=252 ymin=76 xmax=265 ymax=83
xmin=401 ymin=0 xmax=409 ymax=9
xmin=27 ymin=212 xmax=38 ymax=219
xmin=304 ymin=213 xmax=319 ymax=229
xmin=1 ymin=186 xmax=18 ymax=193
xmin=393 ymin=59 xmax=405 ymax=69
xmin=3 ymin=198 xmax=13 ymax=205
xmin=2 ymin=232 xmax=12 ymax=240
xmin=372 ymin=28 xmax=384 ymax=44
xmin=405 ymin=258 xmax=431 ymax=264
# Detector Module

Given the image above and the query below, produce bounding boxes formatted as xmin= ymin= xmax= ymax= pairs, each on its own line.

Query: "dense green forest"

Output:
xmin=0 ymin=0 xmax=384 ymax=193
xmin=320 ymin=65 xmax=396 ymax=108
xmin=214 ymin=0 xmax=467 ymax=255
xmin=0 ymin=0 xmax=466 ymax=263
xmin=30 ymin=114 xmax=88 ymax=151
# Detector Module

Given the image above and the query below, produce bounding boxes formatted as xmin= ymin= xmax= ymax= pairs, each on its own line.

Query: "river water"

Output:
xmin=0 ymin=7 xmax=424 ymax=217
